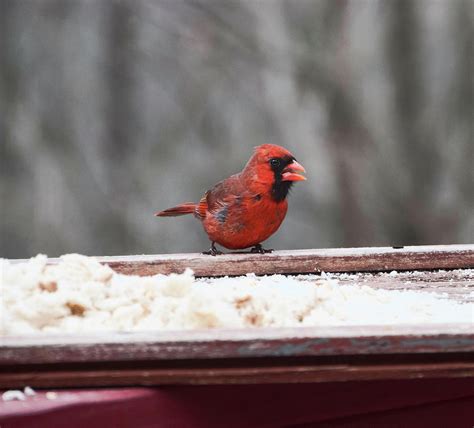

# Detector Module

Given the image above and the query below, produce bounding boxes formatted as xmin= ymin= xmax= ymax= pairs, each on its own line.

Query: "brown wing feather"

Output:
xmin=195 ymin=196 xmax=208 ymax=220
xmin=205 ymin=174 xmax=248 ymax=212
xmin=197 ymin=174 xmax=257 ymax=221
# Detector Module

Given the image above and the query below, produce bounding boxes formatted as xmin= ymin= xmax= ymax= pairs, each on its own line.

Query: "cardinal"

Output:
xmin=155 ymin=144 xmax=306 ymax=255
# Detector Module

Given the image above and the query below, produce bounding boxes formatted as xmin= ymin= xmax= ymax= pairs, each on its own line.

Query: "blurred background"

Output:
xmin=1 ymin=0 xmax=472 ymax=258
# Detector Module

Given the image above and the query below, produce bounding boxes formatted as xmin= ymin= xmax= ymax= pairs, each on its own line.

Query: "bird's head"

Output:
xmin=243 ymin=144 xmax=306 ymax=202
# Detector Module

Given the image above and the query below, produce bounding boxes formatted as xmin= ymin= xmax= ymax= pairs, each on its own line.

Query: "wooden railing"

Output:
xmin=1 ymin=244 xmax=473 ymax=388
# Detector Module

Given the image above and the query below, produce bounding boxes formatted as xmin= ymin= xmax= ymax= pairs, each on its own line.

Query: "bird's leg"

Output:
xmin=250 ymin=243 xmax=273 ymax=254
xmin=203 ymin=242 xmax=223 ymax=256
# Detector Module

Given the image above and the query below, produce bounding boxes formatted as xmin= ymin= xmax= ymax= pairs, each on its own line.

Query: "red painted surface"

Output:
xmin=1 ymin=378 xmax=473 ymax=427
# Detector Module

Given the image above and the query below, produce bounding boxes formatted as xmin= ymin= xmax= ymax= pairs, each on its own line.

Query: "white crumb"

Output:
xmin=45 ymin=391 xmax=58 ymax=400
xmin=2 ymin=390 xmax=26 ymax=401
xmin=0 ymin=254 xmax=472 ymax=335
xmin=24 ymin=386 xmax=36 ymax=396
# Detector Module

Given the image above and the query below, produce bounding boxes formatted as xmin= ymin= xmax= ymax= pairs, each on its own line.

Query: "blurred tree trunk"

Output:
xmin=385 ymin=0 xmax=432 ymax=244
xmin=0 ymin=1 xmax=31 ymax=255
xmin=102 ymin=0 xmax=138 ymax=249
xmin=105 ymin=0 xmax=136 ymax=164
xmin=449 ymin=0 xmax=474 ymax=224
xmin=291 ymin=0 xmax=374 ymax=246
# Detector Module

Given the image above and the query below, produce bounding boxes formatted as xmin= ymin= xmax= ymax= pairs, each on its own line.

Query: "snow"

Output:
xmin=45 ymin=392 xmax=58 ymax=400
xmin=2 ymin=390 xmax=26 ymax=401
xmin=24 ymin=386 xmax=36 ymax=396
xmin=1 ymin=254 xmax=472 ymax=335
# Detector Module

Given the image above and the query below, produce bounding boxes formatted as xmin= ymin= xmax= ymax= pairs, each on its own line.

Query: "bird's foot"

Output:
xmin=203 ymin=242 xmax=223 ymax=256
xmin=250 ymin=244 xmax=273 ymax=254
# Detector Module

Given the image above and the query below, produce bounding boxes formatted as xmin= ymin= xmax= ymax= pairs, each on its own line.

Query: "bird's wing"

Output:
xmin=193 ymin=177 xmax=240 ymax=220
xmin=201 ymin=174 xmax=254 ymax=215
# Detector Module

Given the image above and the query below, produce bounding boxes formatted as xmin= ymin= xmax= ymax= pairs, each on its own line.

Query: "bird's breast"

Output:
xmin=202 ymin=196 xmax=288 ymax=249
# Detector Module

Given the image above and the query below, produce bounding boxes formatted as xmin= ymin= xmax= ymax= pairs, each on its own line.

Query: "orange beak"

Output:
xmin=282 ymin=160 xmax=306 ymax=182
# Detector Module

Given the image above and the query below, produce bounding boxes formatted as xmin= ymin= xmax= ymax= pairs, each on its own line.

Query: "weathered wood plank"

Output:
xmin=1 ymin=324 xmax=472 ymax=365
xmin=2 ymin=360 xmax=473 ymax=388
xmin=11 ymin=245 xmax=474 ymax=276
xmin=104 ymin=245 xmax=474 ymax=276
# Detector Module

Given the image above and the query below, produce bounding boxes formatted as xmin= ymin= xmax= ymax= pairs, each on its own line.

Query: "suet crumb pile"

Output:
xmin=1 ymin=254 xmax=472 ymax=335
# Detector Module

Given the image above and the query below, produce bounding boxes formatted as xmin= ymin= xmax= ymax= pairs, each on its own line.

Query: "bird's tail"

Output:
xmin=155 ymin=202 xmax=196 ymax=217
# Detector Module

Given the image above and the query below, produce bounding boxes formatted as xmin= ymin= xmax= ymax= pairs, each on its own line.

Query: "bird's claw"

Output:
xmin=250 ymin=244 xmax=273 ymax=254
xmin=203 ymin=242 xmax=223 ymax=256
xmin=202 ymin=249 xmax=223 ymax=256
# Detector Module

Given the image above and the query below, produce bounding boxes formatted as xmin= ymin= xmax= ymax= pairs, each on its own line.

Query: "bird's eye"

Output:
xmin=270 ymin=158 xmax=281 ymax=168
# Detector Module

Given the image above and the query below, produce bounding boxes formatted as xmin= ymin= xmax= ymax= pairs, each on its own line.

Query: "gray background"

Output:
xmin=1 ymin=0 xmax=472 ymax=258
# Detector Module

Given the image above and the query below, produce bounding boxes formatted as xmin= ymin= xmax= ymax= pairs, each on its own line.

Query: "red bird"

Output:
xmin=155 ymin=144 xmax=306 ymax=255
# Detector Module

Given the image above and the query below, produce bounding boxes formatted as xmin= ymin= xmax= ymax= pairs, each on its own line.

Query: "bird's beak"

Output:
xmin=282 ymin=160 xmax=306 ymax=181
